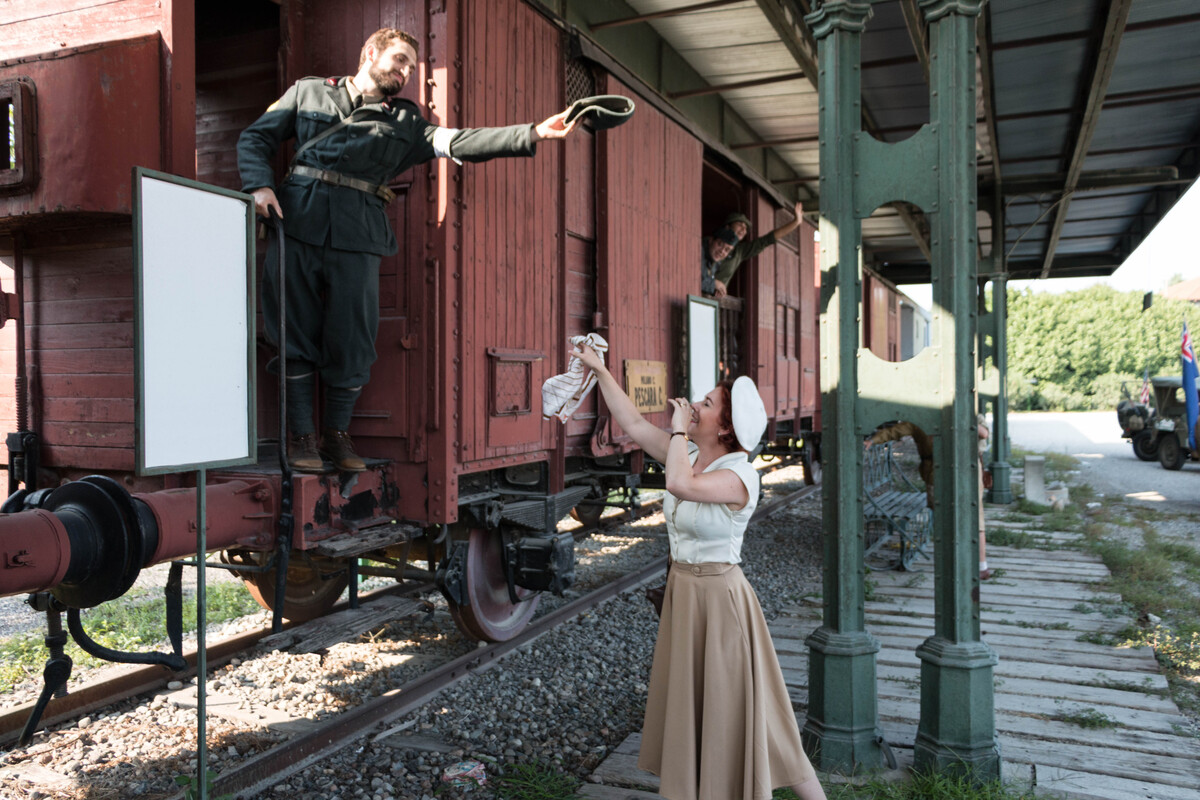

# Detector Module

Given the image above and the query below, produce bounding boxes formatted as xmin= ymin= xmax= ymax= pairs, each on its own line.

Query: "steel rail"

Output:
xmin=0 ymin=582 xmax=434 ymax=747
xmin=200 ymin=480 xmax=819 ymax=799
xmin=1 ymin=465 xmax=813 ymax=751
xmin=2 ymin=471 xmax=815 ymax=781
xmin=202 ymin=556 xmax=672 ymax=799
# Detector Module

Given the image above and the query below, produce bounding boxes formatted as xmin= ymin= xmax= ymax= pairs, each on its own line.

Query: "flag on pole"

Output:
xmin=1182 ymin=322 xmax=1199 ymax=452
xmin=1139 ymin=369 xmax=1151 ymax=407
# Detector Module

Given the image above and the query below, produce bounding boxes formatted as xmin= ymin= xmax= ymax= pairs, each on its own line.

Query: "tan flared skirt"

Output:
xmin=638 ymin=563 xmax=816 ymax=800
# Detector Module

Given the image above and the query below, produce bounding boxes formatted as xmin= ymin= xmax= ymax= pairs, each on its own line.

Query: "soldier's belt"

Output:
xmin=286 ymin=165 xmax=396 ymax=204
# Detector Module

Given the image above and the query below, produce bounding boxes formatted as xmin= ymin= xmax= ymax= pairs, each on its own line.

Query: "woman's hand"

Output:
xmin=669 ymin=397 xmax=692 ymax=434
xmin=573 ymin=344 xmax=604 ymax=373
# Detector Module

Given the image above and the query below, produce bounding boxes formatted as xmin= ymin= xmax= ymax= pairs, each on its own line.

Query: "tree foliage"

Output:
xmin=1005 ymin=286 xmax=1200 ymax=411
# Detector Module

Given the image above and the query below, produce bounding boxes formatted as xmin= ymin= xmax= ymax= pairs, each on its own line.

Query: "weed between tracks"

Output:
xmin=0 ymin=583 xmax=263 ymax=694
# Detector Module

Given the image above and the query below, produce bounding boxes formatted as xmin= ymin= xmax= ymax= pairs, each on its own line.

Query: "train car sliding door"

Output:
xmin=295 ymin=3 xmax=431 ymax=465
xmin=595 ymin=75 xmax=703 ymax=453
xmin=457 ymin=0 xmax=562 ymax=461
xmin=759 ymin=196 xmax=801 ymax=418
xmin=562 ymin=60 xmax=599 ymax=457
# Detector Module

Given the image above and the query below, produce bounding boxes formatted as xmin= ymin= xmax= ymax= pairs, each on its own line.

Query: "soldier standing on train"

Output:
xmin=238 ymin=27 xmax=578 ymax=472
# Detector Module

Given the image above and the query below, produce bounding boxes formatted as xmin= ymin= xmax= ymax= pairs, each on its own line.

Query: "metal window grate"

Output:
xmin=565 ymin=59 xmax=595 ymax=106
xmin=493 ymin=361 xmax=531 ymax=416
xmin=487 ymin=348 xmax=544 ymax=417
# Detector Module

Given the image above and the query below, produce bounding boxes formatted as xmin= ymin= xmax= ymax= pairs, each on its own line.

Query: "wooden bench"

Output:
xmin=863 ymin=441 xmax=931 ymax=571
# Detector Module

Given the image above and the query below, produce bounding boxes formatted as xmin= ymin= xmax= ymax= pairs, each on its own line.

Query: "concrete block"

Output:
xmin=1024 ymin=456 xmax=1046 ymax=504
xmin=1046 ymin=483 xmax=1070 ymax=510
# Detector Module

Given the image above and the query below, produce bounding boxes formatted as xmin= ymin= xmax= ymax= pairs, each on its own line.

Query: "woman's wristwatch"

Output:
xmin=671 ymin=430 xmax=687 ymax=438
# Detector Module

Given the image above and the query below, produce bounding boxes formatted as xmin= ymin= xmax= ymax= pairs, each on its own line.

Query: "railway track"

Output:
xmin=0 ymin=476 xmax=818 ymax=799
xmin=202 ymin=479 xmax=819 ymax=799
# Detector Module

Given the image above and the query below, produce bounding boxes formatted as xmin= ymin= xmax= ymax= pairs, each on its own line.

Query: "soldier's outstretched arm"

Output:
xmin=421 ymin=109 xmax=578 ymax=164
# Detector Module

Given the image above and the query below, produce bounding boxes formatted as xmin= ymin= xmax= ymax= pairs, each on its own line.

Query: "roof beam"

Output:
xmin=1008 ymin=255 xmax=1123 ymax=281
xmin=995 ymin=83 xmax=1200 ymax=122
xmin=987 ymin=165 xmax=1181 ymax=194
xmin=990 ymin=12 xmax=1200 ymax=52
xmin=1038 ymin=0 xmax=1133 ymax=279
xmin=899 ymin=0 xmax=930 ymax=85
xmin=668 ymin=70 xmax=805 ymax=99
xmin=590 ymin=0 xmax=747 ymax=31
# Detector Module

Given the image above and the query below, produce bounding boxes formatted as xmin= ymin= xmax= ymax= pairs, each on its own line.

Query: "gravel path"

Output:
xmin=1006 ymin=410 xmax=1200 ymax=513
xmin=0 ymin=466 xmax=822 ymax=800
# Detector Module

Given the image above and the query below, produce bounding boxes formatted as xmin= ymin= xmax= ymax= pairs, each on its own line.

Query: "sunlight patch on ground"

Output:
xmin=1074 ymin=453 xmax=1106 ymax=460
xmin=1126 ymin=490 xmax=1167 ymax=502
xmin=630 ymin=510 xmax=666 ymax=527
xmin=579 ymin=534 xmax=643 ymax=556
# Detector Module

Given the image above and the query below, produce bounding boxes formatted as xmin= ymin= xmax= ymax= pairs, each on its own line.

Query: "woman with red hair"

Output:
xmin=574 ymin=345 xmax=826 ymax=800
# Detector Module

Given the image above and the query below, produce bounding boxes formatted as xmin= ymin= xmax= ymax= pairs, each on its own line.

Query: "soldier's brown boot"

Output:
xmin=288 ymin=433 xmax=324 ymax=473
xmin=320 ymin=430 xmax=366 ymax=472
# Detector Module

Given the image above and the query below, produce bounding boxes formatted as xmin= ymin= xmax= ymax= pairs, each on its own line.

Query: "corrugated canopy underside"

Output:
xmin=620 ymin=0 xmax=1200 ymax=284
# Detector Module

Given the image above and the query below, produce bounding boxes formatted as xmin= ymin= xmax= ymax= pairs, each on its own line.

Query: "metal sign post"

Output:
xmin=133 ymin=168 xmax=257 ymax=799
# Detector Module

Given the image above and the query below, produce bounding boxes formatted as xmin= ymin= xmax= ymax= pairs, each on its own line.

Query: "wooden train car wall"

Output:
xmin=590 ymin=72 xmax=703 ymax=457
xmin=863 ymin=268 xmax=902 ymax=363
xmin=0 ymin=0 xmax=196 ymax=486
xmin=0 ymin=0 xmax=823 ymax=514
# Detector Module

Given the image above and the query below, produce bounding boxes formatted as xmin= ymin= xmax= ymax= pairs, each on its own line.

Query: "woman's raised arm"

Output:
xmin=574 ymin=345 xmax=671 ymax=462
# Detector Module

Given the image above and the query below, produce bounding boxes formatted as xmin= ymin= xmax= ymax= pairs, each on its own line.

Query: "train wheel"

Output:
xmin=448 ymin=527 xmax=539 ymax=642
xmin=242 ymin=555 xmax=349 ymax=623
xmin=1131 ymin=430 xmax=1158 ymax=462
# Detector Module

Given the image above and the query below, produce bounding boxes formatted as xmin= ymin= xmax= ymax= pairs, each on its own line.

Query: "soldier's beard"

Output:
xmin=369 ymin=61 xmax=404 ymax=96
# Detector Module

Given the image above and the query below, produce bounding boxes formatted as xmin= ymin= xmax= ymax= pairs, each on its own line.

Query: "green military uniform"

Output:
xmin=238 ymin=75 xmax=538 ymax=431
xmin=714 ymin=230 xmax=776 ymax=287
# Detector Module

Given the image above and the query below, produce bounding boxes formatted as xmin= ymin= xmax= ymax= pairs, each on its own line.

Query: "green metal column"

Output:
xmin=914 ymin=0 xmax=1000 ymax=779
xmin=801 ymin=0 xmax=884 ymax=773
xmin=988 ymin=271 xmax=1013 ymax=503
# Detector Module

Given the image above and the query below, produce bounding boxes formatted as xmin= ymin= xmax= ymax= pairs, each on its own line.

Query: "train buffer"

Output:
xmin=862 ymin=442 xmax=931 ymax=571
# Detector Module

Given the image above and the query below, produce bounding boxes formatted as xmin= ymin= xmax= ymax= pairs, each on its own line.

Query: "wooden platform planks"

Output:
xmin=584 ymin=521 xmax=1200 ymax=800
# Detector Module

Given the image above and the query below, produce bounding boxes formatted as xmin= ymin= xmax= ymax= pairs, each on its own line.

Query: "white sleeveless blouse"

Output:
xmin=662 ymin=444 xmax=759 ymax=564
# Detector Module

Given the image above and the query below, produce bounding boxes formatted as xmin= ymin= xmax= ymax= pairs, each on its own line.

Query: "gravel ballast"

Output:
xmin=0 ymin=466 xmax=822 ymax=800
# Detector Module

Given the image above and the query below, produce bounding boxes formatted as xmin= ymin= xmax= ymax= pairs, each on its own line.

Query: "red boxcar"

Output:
xmin=0 ymin=0 xmax=901 ymax=642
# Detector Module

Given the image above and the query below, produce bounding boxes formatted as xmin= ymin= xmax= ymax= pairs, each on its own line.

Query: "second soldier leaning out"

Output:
xmin=238 ymin=27 xmax=578 ymax=472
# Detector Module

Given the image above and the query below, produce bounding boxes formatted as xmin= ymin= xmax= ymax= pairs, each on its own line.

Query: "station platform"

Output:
xmin=583 ymin=515 xmax=1200 ymax=799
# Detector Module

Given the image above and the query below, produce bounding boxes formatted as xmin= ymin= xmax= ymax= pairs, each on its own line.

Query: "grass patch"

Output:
xmin=863 ymin=572 xmax=878 ymax=603
xmin=1050 ymin=706 xmax=1121 ymax=729
xmin=490 ymin=763 xmax=581 ymax=800
xmin=1010 ymin=447 xmax=1078 ymax=476
xmin=0 ymin=582 xmax=262 ymax=693
xmin=1014 ymin=620 xmax=1070 ymax=631
xmin=1081 ymin=675 xmax=1167 ymax=696
xmin=1084 ymin=535 xmax=1200 ymax=624
xmin=821 ymin=770 xmax=1038 ymax=799
xmin=1076 ymin=631 xmax=1120 ymax=646
xmin=982 ymin=528 xmax=1036 ymax=549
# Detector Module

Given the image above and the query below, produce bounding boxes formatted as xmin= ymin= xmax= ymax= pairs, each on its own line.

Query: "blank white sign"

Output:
xmin=687 ymin=296 xmax=719 ymax=402
xmin=135 ymin=170 xmax=255 ymax=474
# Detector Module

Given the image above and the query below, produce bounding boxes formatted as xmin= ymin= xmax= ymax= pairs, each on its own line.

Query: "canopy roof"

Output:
xmin=581 ymin=0 xmax=1200 ymax=285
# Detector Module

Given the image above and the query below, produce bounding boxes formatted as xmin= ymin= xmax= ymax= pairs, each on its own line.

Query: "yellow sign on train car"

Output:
xmin=625 ymin=360 xmax=667 ymax=413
